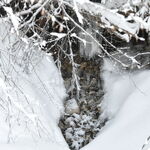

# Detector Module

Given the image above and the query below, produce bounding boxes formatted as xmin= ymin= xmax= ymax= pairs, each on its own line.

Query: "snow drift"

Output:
xmin=0 ymin=18 xmax=69 ymax=150
xmin=81 ymin=59 xmax=150 ymax=150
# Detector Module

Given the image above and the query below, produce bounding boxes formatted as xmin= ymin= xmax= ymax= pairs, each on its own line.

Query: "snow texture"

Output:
xmin=105 ymin=0 xmax=128 ymax=9
xmin=81 ymin=58 xmax=150 ymax=150
xmin=4 ymin=7 xmax=20 ymax=34
xmin=0 ymin=18 xmax=69 ymax=150
xmin=66 ymin=0 xmax=150 ymax=41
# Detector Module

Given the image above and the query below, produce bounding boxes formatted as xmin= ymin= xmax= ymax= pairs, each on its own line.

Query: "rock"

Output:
xmin=59 ymin=53 xmax=104 ymax=150
xmin=88 ymin=99 xmax=95 ymax=106
xmin=90 ymin=78 xmax=97 ymax=86
xmin=65 ymin=99 xmax=80 ymax=115
xmin=64 ymin=78 xmax=71 ymax=92
xmin=58 ymin=119 xmax=66 ymax=129
xmin=89 ymin=91 xmax=96 ymax=95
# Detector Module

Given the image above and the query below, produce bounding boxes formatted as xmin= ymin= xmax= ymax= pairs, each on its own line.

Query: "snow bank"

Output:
xmin=0 ymin=19 xmax=69 ymax=150
xmin=81 ymin=59 xmax=150 ymax=150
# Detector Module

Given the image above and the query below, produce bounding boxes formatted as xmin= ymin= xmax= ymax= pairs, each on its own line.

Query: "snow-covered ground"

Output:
xmin=81 ymin=59 xmax=150 ymax=150
xmin=0 ymin=19 xmax=69 ymax=150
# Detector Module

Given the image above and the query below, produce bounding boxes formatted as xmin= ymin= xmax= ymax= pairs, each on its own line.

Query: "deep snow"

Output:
xmin=0 ymin=18 xmax=69 ymax=150
xmin=81 ymin=59 xmax=150 ymax=150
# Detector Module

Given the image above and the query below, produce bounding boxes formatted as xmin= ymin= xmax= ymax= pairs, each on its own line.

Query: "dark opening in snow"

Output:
xmin=58 ymin=54 xmax=107 ymax=150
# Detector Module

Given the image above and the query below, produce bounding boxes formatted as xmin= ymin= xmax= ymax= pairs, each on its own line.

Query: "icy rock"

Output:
xmin=65 ymin=99 xmax=80 ymax=115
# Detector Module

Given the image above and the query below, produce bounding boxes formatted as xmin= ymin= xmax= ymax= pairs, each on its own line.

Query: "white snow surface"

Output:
xmin=81 ymin=59 xmax=150 ymax=150
xmin=1 ymin=13 xmax=150 ymax=150
xmin=0 ymin=19 xmax=69 ymax=150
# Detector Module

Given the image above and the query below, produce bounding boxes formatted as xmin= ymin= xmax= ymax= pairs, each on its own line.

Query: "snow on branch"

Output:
xmin=65 ymin=0 xmax=150 ymax=42
xmin=0 ymin=0 xmax=150 ymax=70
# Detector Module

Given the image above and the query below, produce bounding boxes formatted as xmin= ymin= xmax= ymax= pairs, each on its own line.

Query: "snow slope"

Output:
xmin=81 ymin=59 xmax=150 ymax=150
xmin=0 ymin=19 xmax=69 ymax=150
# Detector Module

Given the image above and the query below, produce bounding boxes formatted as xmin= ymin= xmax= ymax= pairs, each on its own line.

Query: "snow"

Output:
xmin=68 ymin=0 xmax=138 ymax=33
xmin=0 ymin=2 xmax=150 ymax=150
xmin=65 ymin=98 xmax=80 ymax=114
xmin=81 ymin=59 xmax=150 ymax=150
xmin=73 ymin=0 xmax=83 ymax=24
xmin=4 ymin=7 xmax=20 ymax=34
xmin=50 ymin=32 xmax=67 ymax=39
xmin=0 ymin=19 xmax=69 ymax=150
xmin=1 ymin=19 xmax=150 ymax=150
xmin=105 ymin=0 xmax=128 ymax=9
xmin=3 ymin=0 xmax=12 ymax=3
xmin=66 ymin=0 xmax=150 ymax=42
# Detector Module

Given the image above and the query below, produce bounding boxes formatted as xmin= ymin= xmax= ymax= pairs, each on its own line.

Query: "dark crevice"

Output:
xmin=58 ymin=53 xmax=107 ymax=150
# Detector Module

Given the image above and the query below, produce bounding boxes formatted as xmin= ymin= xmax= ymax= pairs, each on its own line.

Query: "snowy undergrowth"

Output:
xmin=0 ymin=19 xmax=69 ymax=150
xmin=81 ymin=59 xmax=150 ymax=150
